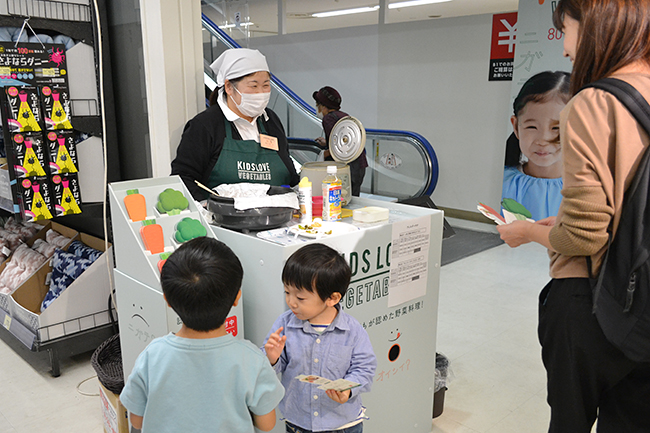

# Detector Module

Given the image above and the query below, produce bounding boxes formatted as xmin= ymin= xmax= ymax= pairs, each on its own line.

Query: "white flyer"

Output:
xmin=387 ymin=215 xmax=431 ymax=307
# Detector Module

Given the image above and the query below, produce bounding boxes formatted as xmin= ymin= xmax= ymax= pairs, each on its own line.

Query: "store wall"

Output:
xmin=254 ymin=13 xmax=512 ymax=213
xmin=254 ymin=25 xmax=380 ymax=129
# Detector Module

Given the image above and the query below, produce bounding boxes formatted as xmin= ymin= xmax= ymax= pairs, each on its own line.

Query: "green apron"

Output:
xmin=207 ymin=118 xmax=292 ymax=189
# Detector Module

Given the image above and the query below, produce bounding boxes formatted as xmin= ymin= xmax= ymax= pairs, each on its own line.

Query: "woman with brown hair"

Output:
xmin=497 ymin=0 xmax=650 ymax=431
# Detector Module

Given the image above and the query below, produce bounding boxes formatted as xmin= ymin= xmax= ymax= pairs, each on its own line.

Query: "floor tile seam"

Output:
xmin=452 ymin=407 xmax=516 ymax=433
xmin=431 ymin=416 xmax=483 ymax=433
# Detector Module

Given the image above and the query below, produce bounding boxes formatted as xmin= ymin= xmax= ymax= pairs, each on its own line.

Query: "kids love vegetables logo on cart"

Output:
xmin=342 ymin=243 xmax=391 ymax=310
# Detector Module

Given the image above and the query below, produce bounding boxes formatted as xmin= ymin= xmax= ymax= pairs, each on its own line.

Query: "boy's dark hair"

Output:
xmin=282 ymin=243 xmax=351 ymax=301
xmin=161 ymin=237 xmax=243 ymax=332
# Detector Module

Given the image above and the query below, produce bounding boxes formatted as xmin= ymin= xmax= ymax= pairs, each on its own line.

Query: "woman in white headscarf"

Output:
xmin=171 ymin=48 xmax=299 ymax=201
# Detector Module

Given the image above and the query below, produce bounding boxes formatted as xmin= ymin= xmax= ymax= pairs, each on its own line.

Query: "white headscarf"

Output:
xmin=210 ymin=48 xmax=270 ymax=87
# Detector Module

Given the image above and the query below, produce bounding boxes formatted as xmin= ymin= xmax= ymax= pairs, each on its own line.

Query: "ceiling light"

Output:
xmin=389 ymin=0 xmax=452 ymax=9
xmin=219 ymin=22 xmax=254 ymax=29
xmin=312 ymin=6 xmax=380 ymax=18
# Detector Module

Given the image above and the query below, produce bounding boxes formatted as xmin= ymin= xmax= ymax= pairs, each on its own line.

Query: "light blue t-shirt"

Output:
xmin=502 ymin=165 xmax=563 ymax=221
xmin=262 ymin=306 xmax=377 ymax=431
xmin=120 ymin=333 xmax=284 ymax=433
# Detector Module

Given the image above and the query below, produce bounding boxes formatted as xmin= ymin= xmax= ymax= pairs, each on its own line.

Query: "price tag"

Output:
xmin=260 ymin=134 xmax=279 ymax=151
xmin=3 ymin=315 xmax=11 ymax=330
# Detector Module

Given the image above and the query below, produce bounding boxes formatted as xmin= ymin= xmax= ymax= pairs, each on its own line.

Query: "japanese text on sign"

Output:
xmin=362 ymin=300 xmax=424 ymax=329
xmin=387 ymin=216 xmax=430 ymax=307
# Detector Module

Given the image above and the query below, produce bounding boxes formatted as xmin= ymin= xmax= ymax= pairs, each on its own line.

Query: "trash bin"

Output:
xmin=433 ymin=352 xmax=449 ymax=418
xmin=91 ymin=333 xmax=124 ymax=394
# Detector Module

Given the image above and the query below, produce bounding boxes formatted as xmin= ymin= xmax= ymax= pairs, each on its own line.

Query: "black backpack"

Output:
xmin=583 ymin=78 xmax=650 ymax=362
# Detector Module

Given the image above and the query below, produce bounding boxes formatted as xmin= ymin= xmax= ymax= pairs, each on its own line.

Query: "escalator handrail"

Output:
xmin=202 ymin=13 xmax=439 ymax=195
xmin=364 ymin=129 xmax=439 ymax=195
xmin=203 ymin=14 xmax=319 ymax=119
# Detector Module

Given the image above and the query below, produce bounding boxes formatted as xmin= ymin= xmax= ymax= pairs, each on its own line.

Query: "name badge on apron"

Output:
xmin=260 ymin=134 xmax=279 ymax=151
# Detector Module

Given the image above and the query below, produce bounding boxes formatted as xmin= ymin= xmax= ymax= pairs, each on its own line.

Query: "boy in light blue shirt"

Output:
xmin=121 ymin=237 xmax=284 ymax=433
xmin=263 ymin=243 xmax=377 ymax=433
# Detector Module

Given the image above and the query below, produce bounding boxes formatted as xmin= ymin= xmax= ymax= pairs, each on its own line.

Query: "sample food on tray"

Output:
xmin=296 ymin=219 xmax=332 ymax=235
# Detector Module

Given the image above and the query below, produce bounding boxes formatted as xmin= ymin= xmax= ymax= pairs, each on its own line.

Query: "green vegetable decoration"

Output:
xmin=158 ymin=252 xmax=172 ymax=273
xmin=501 ymin=198 xmax=533 ymax=220
xmin=156 ymin=188 xmax=189 ymax=215
xmin=174 ymin=218 xmax=207 ymax=243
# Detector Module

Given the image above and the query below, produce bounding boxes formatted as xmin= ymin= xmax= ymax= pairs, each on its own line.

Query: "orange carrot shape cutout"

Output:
xmin=124 ymin=189 xmax=147 ymax=222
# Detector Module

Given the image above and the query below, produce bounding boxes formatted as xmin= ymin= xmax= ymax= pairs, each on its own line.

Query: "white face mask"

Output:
xmin=316 ymin=109 xmax=324 ymax=120
xmin=231 ymin=85 xmax=270 ymax=118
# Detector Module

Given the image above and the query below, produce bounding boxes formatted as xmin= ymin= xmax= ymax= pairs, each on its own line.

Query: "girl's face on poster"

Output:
xmin=511 ymin=97 xmax=565 ymax=176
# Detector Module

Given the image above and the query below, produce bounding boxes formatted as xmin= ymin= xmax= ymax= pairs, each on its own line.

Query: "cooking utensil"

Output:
xmin=207 ymin=185 xmax=295 ymax=231
xmin=329 ymin=116 xmax=366 ymax=164
xmin=194 ymin=180 xmax=219 ymax=197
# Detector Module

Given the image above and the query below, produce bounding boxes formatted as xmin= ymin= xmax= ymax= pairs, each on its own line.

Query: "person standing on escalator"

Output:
xmin=313 ymin=86 xmax=368 ymax=196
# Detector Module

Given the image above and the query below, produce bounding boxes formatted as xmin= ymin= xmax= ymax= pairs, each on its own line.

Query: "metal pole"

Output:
xmin=379 ymin=0 xmax=387 ymax=25
xmin=278 ymin=0 xmax=287 ymax=35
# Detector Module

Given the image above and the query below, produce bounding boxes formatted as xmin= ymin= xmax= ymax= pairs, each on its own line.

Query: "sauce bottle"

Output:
xmin=322 ymin=165 xmax=342 ymax=221
xmin=298 ymin=177 xmax=312 ymax=223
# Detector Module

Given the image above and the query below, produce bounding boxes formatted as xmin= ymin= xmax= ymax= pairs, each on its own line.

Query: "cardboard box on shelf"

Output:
xmin=0 ymin=226 xmax=113 ymax=345
xmin=99 ymin=382 xmax=129 ymax=433
xmin=0 ymin=221 xmax=78 ymax=309
xmin=28 ymin=220 xmax=78 ymax=248
xmin=0 ymin=221 xmax=73 ymax=311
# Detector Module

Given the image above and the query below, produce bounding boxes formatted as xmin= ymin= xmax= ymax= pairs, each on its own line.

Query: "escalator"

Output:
xmin=201 ymin=13 xmax=439 ymax=200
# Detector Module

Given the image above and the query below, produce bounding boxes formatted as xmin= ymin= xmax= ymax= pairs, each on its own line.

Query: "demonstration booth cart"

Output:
xmin=107 ymin=176 xmax=245 ymax=379
xmin=109 ymin=176 xmax=443 ymax=432
xmin=212 ymin=197 xmax=443 ymax=433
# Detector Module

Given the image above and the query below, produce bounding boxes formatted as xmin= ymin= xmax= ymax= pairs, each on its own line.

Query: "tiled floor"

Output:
xmin=432 ymin=240 xmax=552 ymax=433
xmin=0 ymin=225 xmax=590 ymax=433
xmin=0 ymin=327 xmax=103 ymax=432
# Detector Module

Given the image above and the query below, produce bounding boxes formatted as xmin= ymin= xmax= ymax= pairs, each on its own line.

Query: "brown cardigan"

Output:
xmin=549 ymin=72 xmax=650 ymax=279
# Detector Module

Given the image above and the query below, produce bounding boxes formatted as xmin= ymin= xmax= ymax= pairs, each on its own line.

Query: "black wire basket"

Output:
xmin=91 ymin=333 xmax=124 ymax=395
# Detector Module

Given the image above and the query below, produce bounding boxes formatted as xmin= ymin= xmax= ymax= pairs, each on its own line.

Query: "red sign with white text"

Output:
xmin=225 ymin=315 xmax=238 ymax=337
xmin=489 ymin=12 xmax=518 ymax=81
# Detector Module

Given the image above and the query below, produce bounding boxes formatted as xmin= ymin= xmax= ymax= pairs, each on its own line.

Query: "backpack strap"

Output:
xmin=581 ymin=78 xmax=650 ymax=309
xmin=584 ymin=78 xmax=650 ymax=134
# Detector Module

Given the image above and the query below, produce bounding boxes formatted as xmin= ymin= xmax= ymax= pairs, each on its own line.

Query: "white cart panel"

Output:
xmin=212 ymin=197 xmax=443 ymax=433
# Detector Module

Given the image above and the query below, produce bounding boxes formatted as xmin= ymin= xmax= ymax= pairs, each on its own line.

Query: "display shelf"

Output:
xmin=0 ymin=0 xmax=92 ymax=23
xmin=109 ymin=175 xmax=245 ymax=380
xmin=1 ymin=304 xmax=115 ymax=376
xmin=108 ymin=176 xmax=212 ymax=291
xmin=0 ymin=0 xmax=119 ymax=378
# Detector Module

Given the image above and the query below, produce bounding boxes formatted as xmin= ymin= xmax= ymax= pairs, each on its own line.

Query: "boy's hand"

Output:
xmin=326 ymin=389 xmax=351 ymax=404
xmin=264 ymin=327 xmax=286 ymax=366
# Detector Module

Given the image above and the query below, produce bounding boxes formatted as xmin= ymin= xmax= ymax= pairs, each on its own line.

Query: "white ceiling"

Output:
xmin=203 ymin=0 xmax=519 ymax=36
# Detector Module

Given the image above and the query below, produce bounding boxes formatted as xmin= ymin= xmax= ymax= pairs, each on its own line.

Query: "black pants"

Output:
xmin=348 ymin=158 xmax=366 ymax=197
xmin=538 ymin=278 xmax=650 ymax=433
